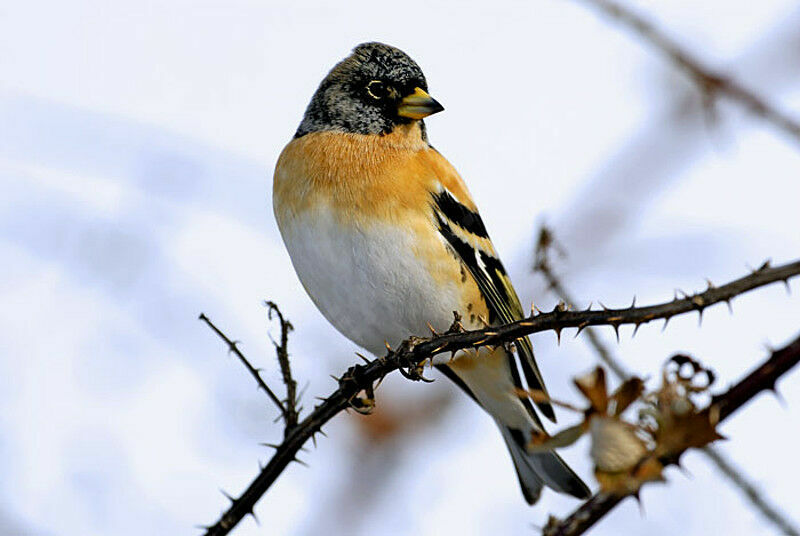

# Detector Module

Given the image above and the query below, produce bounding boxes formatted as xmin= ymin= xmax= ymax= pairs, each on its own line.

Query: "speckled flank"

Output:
xmin=296 ymin=42 xmax=431 ymax=137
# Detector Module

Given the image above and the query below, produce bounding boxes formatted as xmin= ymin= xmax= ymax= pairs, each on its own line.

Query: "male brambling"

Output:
xmin=273 ymin=42 xmax=590 ymax=503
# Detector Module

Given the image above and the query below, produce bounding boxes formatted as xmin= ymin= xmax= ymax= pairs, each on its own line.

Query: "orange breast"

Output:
xmin=272 ymin=123 xmax=490 ymax=329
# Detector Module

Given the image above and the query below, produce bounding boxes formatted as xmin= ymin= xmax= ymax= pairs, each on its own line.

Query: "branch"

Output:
xmin=199 ymin=313 xmax=287 ymax=420
xmin=700 ymin=446 xmax=800 ymax=536
xmin=534 ymin=227 xmax=633 ymax=379
xmin=575 ymin=0 xmax=800 ymax=145
xmin=544 ymin=332 xmax=800 ymax=536
xmin=535 ymin=227 xmax=800 ymax=536
xmin=200 ymin=259 xmax=799 ymax=535
xmin=265 ymin=301 xmax=299 ymax=432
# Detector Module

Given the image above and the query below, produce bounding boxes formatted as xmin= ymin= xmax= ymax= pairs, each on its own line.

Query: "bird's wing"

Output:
xmin=425 ymin=152 xmax=556 ymax=423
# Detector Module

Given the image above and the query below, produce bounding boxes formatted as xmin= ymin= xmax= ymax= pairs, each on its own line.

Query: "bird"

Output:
xmin=273 ymin=42 xmax=590 ymax=504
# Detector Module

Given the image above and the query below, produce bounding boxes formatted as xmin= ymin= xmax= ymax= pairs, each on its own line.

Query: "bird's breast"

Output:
xmin=272 ymin=129 xmax=484 ymax=354
xmin=275 ymin=202 xmax=467 ymax=355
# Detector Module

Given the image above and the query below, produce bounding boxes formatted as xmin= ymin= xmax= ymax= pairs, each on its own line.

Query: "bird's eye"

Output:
xmin=366 ymin=80 xmax=388 ymax=100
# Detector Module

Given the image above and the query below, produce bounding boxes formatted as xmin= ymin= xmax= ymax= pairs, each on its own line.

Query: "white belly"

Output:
xmin=277 ymin=204 xmax=462 ymax=356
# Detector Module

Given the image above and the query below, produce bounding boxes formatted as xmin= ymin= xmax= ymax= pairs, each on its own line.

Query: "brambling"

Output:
xmin=273 ymin=42 xmax=590 ymax=503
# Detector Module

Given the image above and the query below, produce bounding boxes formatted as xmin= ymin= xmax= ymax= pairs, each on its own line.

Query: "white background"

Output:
xmin=1 ymin=1 xmax=799 ymax=534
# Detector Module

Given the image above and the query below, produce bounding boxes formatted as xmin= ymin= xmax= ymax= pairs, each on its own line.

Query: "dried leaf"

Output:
xmin=596 ymin=456 xmax=664 ymax=495
xmin=574 ymin=367 xmax=609 ymax=413
xmin=610 ymin=377 xmax=645 ymax=416
xmin=527 ymin=423 xmax=587 ymax=453
xmin=516 ymin=388 xmax=585 ymax=413
xmin=655 ymin=407 xmax=725 ymax=456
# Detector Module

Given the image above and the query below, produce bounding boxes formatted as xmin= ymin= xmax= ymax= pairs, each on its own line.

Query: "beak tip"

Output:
xmin=397 ymin=88 xmax=445 ymax=120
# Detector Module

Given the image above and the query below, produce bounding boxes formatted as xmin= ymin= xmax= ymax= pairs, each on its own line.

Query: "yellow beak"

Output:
xmin=397 ymin=87 xmax=444 ymax=119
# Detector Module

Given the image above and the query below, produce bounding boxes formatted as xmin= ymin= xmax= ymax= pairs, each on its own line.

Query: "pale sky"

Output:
xmin=1 ymin=1 xmax=799 ymax=535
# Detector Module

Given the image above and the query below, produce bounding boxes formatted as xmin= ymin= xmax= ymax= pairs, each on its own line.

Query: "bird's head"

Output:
xmin=295 ymin=42 xmax=444 ymax=138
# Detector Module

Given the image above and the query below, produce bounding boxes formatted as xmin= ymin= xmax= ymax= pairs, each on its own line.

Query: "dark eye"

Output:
xmin=366 ymin=80 xmax=388 ymax=100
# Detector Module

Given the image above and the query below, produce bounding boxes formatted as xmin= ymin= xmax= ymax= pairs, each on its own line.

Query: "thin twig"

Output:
xmin=701 ymin=446 xmax=800 ymax=536
xmin=534 ymin=228 xmax=800 ymax=536
xmin=200 ymin=259 xmax=800 ymax=536
xmin=544 ymin=331 xmax=800 ymax=536
xmin=575 ymin=0 xmax=800 ymax=145
xmin=265 ymin=301 xmax=299 ymax=431
xmin=199 ymin=313 xmax=287 ymax=420
xmin=534 ymin=227 xmax=632 ymax=379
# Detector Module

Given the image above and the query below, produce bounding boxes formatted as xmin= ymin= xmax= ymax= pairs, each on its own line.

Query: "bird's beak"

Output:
xmin=397 ymin=87 xmax=444 ymax=119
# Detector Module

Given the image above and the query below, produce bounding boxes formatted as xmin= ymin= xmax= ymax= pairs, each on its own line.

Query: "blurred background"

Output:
xmin=2 ymin=0 xmax=800 ymax=534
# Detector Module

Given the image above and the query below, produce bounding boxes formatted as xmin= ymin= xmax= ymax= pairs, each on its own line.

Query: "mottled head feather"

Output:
xmin=296 ymin=42 xmax=430 ymax=138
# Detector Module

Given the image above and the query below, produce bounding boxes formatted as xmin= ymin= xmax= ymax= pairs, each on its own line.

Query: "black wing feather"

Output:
xmin=432 ymin=192 xmax=556 ymax=422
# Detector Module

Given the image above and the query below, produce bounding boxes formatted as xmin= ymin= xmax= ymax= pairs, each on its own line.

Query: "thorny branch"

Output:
xmin=200 ymin=302 xmax=299 ymax=434
xmin=199 ymin=313 xmax=287 ymax=421
xmin=534 ymin=227 xmax=632 ymax=380
xmin=542 ymin=332 xmax=800 ymax=536
xmin=575 ymin=0 xmax=800 ymax=145
xmin=534 ymin=228 xmax=800 ymax=536
xmin=200 ymin=259 xmax=800 ymax=536
xmin=265 ymin=301 xmax=299 ymax=432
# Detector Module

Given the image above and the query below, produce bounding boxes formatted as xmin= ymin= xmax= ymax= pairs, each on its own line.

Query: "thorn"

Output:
xmin=315 ymin=396 xmax=326 ymax=402
xmin=426 ymin=322 xmax=438 ymax=336
xmin=384 ymin=341 xmax=393 ymax=353
xmin=724 ymin=298 xmax=733 ymax=314
xmin=662 ymin=316 xmax=671 ymax=332
xmin=612 ymin=323 xmax=620 ymax=343
xmin=634 ymin=492 xmax=645 ymax=517
xmin=771 ymin=385 xmax=787 ymax=408
xmin=330 ymin=375 xmax=340 ymax=383
xmin=220 ymin=489 xmax=235 ymax=503
xmin=599 ymin=301 xmax=609 ymax=311
xmin=260 ymin=442 xmax=280 ymax=450
xmin=784 ymin=278 xmax=792 ymax=294
xmin=697 ymin=309 xmax=703 ymax=327
xmin=292 ymin=457 xmax=309 ymax=468
xmin=317 ymin=428 xmax=328 ymax=438
xmin=355 ymin=352 xmax=371 ymax=364
xmin=555 ymin=327 xmax=562 ymax=345
xmin=705 ymin=278 xmax=715 ymax=290
xmin=584 ymin=302 xmax=593 ymax=312
xmin=574 ymin=322 xmax=589 ymax=338
xmin=630 ymin=295 xmax=636 ymax=308
xmin=632 ymin=322 xmax=642 ymax=338
xmin=758 ymin=258 xmax=772 ymax=271
xmin=248 ymin=509 xmax=260 ymax=525
xmin=429 ymin=344 xmax=446 ymax=355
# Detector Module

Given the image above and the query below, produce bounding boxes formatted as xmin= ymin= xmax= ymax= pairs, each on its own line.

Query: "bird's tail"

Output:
xmin=500 ymin=425 xmax=591 ymax=504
